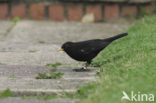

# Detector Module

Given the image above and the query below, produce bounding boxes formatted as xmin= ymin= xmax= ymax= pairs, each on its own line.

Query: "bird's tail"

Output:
xmin=105 ymin=33 xmax=128 ymax=42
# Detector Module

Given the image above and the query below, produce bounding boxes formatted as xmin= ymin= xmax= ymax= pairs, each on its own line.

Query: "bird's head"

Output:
xmin=58 ymin=42 xmax=73 ymax=52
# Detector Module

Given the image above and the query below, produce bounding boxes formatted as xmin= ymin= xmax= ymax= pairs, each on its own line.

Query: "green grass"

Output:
xmin=36 ymin=63 xmax=64 ymax=79
xmin=46 ymin=62 xmax=62 ymax=68
xmin=0 ymin=89 xmax=14 ymax=98
xmin=8 ymin=76 xmax=16 ymax=79
xmin=36 ymin=72 xmax=64 ymax=79
xmin=21 ymin=94 xmax=56 ymax=100
xmin=28 ymin=50 xmax=37 ymax=53
xmin=75 ymin=16 xmax=156 ymax=103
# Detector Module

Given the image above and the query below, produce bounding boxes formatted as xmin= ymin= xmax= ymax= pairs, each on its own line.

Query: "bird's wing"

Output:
xmin=76 ymin=40 xmax=109 ymax=55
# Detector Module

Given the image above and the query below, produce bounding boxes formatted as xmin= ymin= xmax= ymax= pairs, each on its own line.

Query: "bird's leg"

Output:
xmin=83 ymin=63 xmax=88 ymax=69
xmin=73 ymin=61 xmax=91 ymax=72
xmin=82 ymin=60 xmax=91 ymax=70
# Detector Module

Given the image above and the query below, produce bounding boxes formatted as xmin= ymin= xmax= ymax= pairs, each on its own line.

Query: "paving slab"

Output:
xmin=0 ymin=97 xmax=77 ymax=103
xmin=0 ymin=42 xmax=59 ymax=52
xmin=0 ymin=42 xmax=76 ymax=65
xmin=0 ymin=65 xmax=96 ymax=95
xmin=5 ymin=20 xmax=129 ymax=44
xmin=0 ymin=51 xmax=76 ymax=65
xmin=0 ymin=77 xmax=90 ymax=95
xmin=0 ymin=65 xmax=96 ymax=80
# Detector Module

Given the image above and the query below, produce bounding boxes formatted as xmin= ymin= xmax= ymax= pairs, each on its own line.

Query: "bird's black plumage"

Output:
xmin=61 ymin=33 xmax=128 ymax=69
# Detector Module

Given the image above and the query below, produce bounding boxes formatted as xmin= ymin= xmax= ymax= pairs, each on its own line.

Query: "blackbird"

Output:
xmin=58 ymin=33 xmax=128 ymax=70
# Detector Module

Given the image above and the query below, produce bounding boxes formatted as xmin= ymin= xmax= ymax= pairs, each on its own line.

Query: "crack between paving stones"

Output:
xmin=2 ymin=19 xmax=20 ymax=39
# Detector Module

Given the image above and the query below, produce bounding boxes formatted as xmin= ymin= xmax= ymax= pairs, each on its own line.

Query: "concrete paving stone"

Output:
xmin=5 ymin=20 xmax=129 ymax=44
xmin=0 ymin=65 xmax=96 ymax=80
xmin=0 ymin=65 xmax=96 ymax=95
xmin=0 ymin=42 xmax=76 ymax=65
xmin=0 ymin=97 xmax=77 ymax=103
xmin=57 ymin=66 xmax=96 ymax=80
xmin=0 ymin=51 xmax=76 ymax=65
xmin=0 ymin=77 xmax=91 ymax=95
xmin=0 ymin=65 xmax=51 ymax=77
xmin=0 ymin=42 xmax=59 ymax=52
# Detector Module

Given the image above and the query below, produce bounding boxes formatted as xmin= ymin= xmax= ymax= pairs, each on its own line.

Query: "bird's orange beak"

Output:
xmin=58 ymin=48 xmax=64 ymax=51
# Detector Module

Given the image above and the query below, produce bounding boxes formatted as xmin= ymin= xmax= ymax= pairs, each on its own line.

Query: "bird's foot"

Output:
xmin=83 ymin=65 xmax=88 ymax=69
xmin=73 ymin=66 xmax=90 ymax=72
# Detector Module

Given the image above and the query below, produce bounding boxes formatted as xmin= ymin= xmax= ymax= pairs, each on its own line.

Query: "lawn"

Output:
xmin=77 ymin=16 xmax=156 ymax=103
